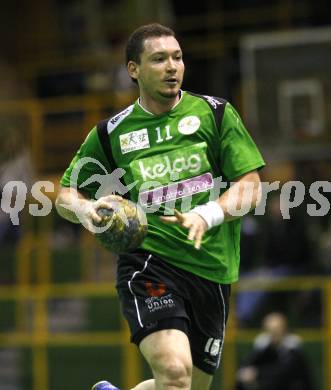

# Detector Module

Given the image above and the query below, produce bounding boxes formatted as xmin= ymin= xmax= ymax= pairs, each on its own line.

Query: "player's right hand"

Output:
xmin=74 ymin=195 xmax=124 ymax=232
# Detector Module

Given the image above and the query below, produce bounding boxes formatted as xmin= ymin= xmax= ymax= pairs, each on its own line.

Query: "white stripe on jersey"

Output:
xmin=107 ymin=105 xmax=134 ymax=134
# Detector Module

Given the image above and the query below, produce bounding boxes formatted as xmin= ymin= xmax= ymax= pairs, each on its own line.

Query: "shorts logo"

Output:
xmin=145 ymin=293 xmax=175 ymax=313
xmin=120 ymin=129 xmax=150 ymax=154
xmin=205 ymin=338 xmax=221 ymax=357
xmin=178 ymin=116 xmax=200 ymax=135
xmin=145 ymin=282 xmax=167 ymax=297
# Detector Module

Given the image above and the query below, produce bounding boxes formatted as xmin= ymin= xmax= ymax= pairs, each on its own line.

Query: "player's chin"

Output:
xmin=160 ymin=87 xmax=180 ymax=98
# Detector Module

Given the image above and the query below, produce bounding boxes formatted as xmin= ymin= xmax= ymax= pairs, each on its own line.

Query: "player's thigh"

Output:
xmin=192 ymin=365 xmax=213 ymax=390
xmin=139 ymin=328 xmax=192 ymax=375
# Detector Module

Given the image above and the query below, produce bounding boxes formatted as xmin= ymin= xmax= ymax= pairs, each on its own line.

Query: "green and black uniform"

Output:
xmin=60 ymin=91 xmax=265 ymax=373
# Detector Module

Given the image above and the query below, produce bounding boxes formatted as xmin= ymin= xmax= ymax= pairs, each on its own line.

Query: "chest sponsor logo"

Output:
xmin=119 ymin=128 xmax=150 ymax=154
xmin=139 ymin=172 xmax=214 ymax=206
xmin=178 ymin=115 xmax=200 ymax=135
xmin=130 ymin=142 xmax=211 ymax=194
xmin=138 ymin=154 xmax=201 ymax=181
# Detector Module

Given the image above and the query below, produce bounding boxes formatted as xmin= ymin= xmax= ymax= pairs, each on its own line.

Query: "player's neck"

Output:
xmin=139 ymin=92 xmax=181 ymax=115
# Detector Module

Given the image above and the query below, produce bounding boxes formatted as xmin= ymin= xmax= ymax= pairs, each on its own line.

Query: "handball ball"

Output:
xmin=94 ymin=198 xmax=147 ymax=254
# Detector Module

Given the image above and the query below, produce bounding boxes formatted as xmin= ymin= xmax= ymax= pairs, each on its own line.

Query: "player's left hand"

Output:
xmin=160 ymin=209 xmax=208 ymax=250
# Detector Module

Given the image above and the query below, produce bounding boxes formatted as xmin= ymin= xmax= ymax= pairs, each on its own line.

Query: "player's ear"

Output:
xmin=127 ymin=61 xmax=139 ymax=82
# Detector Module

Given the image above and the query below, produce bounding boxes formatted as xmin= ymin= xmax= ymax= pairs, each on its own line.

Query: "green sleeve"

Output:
xmin=219 ymin=103 xmax=265 ymax=180
xmin=60 ymin=126 xmax=112 ymax=199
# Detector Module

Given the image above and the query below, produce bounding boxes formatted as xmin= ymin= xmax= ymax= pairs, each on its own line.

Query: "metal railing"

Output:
xmin=0 ymin=92 xmax=137 ymax=175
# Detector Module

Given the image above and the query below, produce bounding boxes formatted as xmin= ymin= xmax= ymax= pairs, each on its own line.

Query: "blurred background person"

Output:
xmin=236 ymin=193 xmax=314 ymax=326
xmin=236 ymin=312 xmax=315 ymax=390
xmin=0 ymin=59 xmax=35 ymax=286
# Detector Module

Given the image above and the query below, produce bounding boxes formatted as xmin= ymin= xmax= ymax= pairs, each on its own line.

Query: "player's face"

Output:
xmin=131 ymin=36 xmax=184 ymax=101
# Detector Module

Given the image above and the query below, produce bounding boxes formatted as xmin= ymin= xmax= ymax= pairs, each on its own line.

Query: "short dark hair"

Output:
xmin=125 ymin=23 xmax=175 ymax=65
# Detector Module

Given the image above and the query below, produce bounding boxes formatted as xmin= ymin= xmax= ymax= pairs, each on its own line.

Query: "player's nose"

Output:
xmin=166 ymin=57 xmax=177 ymax=72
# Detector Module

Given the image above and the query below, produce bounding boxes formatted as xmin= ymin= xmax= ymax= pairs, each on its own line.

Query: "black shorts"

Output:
xmin=116 ymin=250 xmax=231 ymax=375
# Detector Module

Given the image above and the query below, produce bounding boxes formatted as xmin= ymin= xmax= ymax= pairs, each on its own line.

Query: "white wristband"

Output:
xmin=191 ymin=201 xmax=225 ymax=229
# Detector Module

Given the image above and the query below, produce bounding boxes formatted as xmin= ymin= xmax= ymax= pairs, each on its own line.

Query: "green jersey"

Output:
xmin=61 ymin=91 xmax=265 ymax=283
